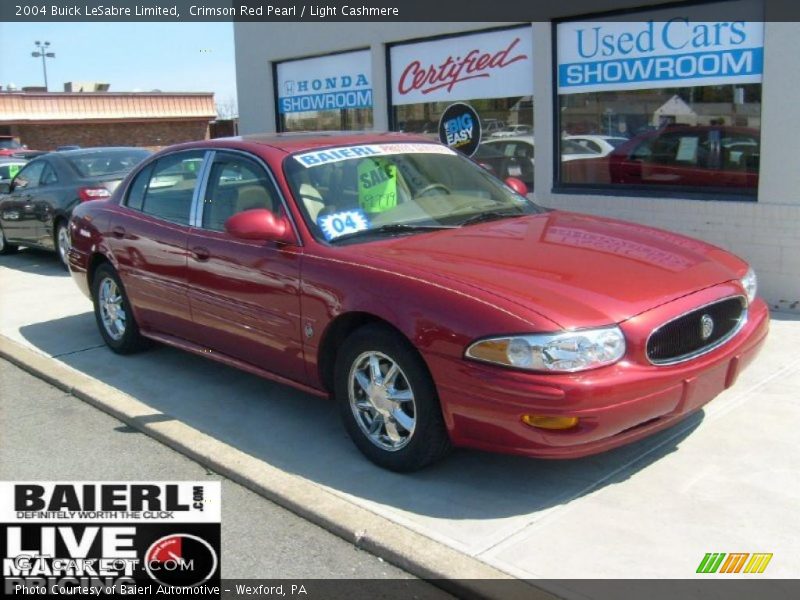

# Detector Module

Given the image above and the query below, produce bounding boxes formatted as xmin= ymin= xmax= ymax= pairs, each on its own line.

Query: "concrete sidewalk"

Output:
xmin=1 ymin=249 xmax=798 ymax=593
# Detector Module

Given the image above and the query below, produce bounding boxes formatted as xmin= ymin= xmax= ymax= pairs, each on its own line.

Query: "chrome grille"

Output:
xmin=647 ymin=296 xmax=747 ymax=365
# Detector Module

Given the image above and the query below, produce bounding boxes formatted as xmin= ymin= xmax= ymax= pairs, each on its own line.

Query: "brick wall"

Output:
xmin=16 ymin=120 xmax=210 ymax=151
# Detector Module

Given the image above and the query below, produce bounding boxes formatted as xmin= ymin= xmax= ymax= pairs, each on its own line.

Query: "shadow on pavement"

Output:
xmin=0 ymin=248 xmax=68 ymax=277
xmin=21 ymin=312 xmax=702 ymax=522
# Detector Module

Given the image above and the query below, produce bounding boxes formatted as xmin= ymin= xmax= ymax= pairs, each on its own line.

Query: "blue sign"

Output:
xmin=277 ymin=50 xmax=373 ymax=114
xmin=557 ymin=19 xmax=764 ymax=94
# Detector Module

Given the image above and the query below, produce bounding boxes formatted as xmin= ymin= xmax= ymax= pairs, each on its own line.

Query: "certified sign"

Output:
xmin=438 ymin=103 xmax=481 ymax=157
xmin=390 ymin=27 xmax=534 ymax=105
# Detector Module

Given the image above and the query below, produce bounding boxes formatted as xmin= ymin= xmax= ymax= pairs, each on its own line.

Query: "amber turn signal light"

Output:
xmin=521 ymin=415 xmax=579 ymax=430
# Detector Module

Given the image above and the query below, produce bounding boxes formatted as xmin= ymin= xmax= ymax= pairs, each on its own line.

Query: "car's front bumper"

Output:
xmin=426 ymin=294 xmax=769 ymax=458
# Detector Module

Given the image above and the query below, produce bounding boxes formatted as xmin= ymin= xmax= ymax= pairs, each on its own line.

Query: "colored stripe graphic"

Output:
xmin=697 ymin=553 xmax=726 ymax=573
xmin=720 ymin=553 xmax=749 ymax=573
xmin=697 ymin=552 xmax=772 ymax=574
xmin=744 ymin=553 xmax=773 ymax=574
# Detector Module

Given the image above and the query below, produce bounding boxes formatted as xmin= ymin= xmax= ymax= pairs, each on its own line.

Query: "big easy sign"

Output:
xmin=390 ymin=27 xmax=534 ymax=106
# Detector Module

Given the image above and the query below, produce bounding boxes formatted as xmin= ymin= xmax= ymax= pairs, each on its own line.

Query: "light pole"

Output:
xmin=31 ymin=41 xmax=55 ymax=91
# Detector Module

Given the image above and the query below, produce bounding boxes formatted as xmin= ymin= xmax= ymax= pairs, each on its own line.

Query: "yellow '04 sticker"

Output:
xmin=357 ymin=159 xmax=397 ymax=213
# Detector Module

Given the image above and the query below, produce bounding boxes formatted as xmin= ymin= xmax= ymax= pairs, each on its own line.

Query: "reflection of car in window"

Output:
xmin=564 ymin=135 xmax=628 ymax=157
xmin=489 ymin=124 xmax=532 ymax=138
xmin=562 ymin=125 xmax=760 ymax=190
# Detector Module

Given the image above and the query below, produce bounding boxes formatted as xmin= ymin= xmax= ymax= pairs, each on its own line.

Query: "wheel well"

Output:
xmin=317 ymin=312 xmax=409 ymax=392
xmin=87 ymin=253 xmax=111 ymax=290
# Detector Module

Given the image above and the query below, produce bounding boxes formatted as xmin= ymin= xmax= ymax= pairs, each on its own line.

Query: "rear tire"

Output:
xmin=335 ymin=324 xmax=451 ymax=472
xmin=0 ymin=225 xmax=19 ymax=255
xmin=55 ymin=220 xmax=70 ymax=271
xmin=91 ymin=263 xmax=149 ymax=354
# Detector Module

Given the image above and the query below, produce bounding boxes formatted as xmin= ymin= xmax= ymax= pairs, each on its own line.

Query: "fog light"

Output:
xmin=521 ymin=415 xmax=579 ymax=430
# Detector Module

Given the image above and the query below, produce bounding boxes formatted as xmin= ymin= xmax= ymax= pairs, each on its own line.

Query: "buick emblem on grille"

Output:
xmin=700 ymin=314 xmax=715 ymax=340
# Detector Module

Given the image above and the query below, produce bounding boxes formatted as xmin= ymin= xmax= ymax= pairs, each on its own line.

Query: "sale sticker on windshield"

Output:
xmin=358 ymin=159 xmax=397 ymax=213
xmin=294 ymin=143 xmax=455 ymax=167
xmin=318 ymin=209 xmax=370 ymax=240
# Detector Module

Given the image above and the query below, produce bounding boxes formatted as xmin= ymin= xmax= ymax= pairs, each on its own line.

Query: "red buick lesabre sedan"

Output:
xmin=67 ymin=133 xmax=769 ymax=471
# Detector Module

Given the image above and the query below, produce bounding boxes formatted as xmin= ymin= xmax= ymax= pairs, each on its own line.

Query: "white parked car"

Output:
xmin=564 ymin=134 xmax=629 ymax=157
xmin=490 ymin=124 xmax=533 ymax=138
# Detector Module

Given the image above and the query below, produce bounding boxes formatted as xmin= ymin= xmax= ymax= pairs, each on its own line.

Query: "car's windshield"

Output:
xmin=284 ymin=143 xmax=543 ymax=244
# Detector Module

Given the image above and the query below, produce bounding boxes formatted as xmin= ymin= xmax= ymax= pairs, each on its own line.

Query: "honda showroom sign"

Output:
xmin=557 ymin=18 xmax=764 ymax=94
xmin=390 ymin=27 xmax=534 ymax=105
xmin=277 ymin=50 xmax=373 ymax=114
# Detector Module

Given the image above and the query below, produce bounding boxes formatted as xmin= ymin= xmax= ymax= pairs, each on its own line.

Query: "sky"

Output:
xmin=0 ymin=22 xmax=238 ymax=114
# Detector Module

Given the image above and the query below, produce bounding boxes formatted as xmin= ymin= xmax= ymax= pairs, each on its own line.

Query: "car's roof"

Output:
xmin=0 ymin=157 xmax=27 ymax=164
xmin=55 ymin=146 xmax=151 ymax=157
xmin=177 ymin=131 xmax=439 ymax=155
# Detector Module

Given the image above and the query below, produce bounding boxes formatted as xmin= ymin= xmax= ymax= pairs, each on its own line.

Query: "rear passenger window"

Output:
xmin=201 ymin=153 xmax=281 ymax=232
xmin=140 ymin=151 xmax=205 ymax=226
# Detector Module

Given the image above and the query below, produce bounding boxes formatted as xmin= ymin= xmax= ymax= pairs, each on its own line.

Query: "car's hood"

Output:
xmin=348 ymin=211 xmax=746 ymax=329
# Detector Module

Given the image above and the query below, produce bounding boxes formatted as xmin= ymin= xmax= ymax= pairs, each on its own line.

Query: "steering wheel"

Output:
xmin=415 ymin=183 xmax=452 ymax=198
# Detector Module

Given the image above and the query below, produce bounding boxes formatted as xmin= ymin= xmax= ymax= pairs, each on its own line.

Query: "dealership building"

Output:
xmin=234 ymin=0 xmax=800 ymax=312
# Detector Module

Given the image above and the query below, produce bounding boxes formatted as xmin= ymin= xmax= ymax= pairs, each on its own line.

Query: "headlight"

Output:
xmin=740 ymin=267 xmax=757 ymax=304
xmin=465 ymin=326 xmax=626 ymax=373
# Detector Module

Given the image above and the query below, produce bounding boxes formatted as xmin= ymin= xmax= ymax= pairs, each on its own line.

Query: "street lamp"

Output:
xmin=31 ymin=41 xmax=55 ymax=91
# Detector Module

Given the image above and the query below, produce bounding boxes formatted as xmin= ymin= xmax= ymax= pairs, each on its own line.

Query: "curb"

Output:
xmin=0 ymin=335 xmax=560 ymax=600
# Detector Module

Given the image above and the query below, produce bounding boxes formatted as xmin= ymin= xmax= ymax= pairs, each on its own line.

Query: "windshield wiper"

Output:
xmin=458 ymin=211 xmax=525 ymax=227
xmin=329 ymin=223 xmax=457 ymax=244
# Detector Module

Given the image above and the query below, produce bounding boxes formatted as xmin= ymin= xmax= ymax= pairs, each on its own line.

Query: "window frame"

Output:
xmin=197 ymin=150 xmax=284 ymax=233
xmin=385 ymin=23 xmax=534 ymax=132
xmin=12 ymin=159 xmax=47 ymax=190
xmin=550 ymin=0 xmax=764 ymax=202
xmin=272 ymin=47 xmax=375 ymax=134
xmin=120 ymin=148 xmax=303 ymax=245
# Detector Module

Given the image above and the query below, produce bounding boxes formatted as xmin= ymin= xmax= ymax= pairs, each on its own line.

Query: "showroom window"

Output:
xmin=388 ymin=26 xmax=535 ymax=189
xmin=555 ymin=0 xmax=764 ymax=197
xmin=275 ymin=49 xmax=374 ymax=132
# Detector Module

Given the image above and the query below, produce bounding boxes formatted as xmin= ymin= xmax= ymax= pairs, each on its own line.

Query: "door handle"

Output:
xmin=191 ymin=246 xmax=210 ymax=261
xmin=111 ymin=226 xmax=126 ymax=239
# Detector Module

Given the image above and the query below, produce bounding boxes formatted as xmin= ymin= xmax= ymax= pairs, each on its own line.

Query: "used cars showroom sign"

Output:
xmin=277 ymin=50 xmax=373 ymax=114
xmin=390 ymin=27 xmax=534 ymax=105
xmin=557 ymin=18 xmax=764 ymax=93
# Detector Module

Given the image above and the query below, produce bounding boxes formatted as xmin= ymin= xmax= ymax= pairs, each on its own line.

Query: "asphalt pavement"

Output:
xmin=0 ymin=357 xmax=439 ymax=586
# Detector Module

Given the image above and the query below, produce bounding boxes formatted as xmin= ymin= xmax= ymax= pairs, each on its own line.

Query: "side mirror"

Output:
xmin=504 ymin=177 xmax=529 ymax=196
xmin=224 ymin=208 xmax=294 ymax=243
xmin=0 ymin=182 xmax=10 ymax=194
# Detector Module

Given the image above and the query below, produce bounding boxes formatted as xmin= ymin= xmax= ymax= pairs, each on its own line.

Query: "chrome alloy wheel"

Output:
xmin=98 ymin=277 xmax=126 ymax=341
xmin=348 ymin=351 xmax=417 ymax=451
xmin=57 ymin=224 xmax=70 ymax=265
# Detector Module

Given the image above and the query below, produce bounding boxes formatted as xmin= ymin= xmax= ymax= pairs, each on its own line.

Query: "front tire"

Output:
xmin=335 ymin=325 xmax=451 ymax=472
xmin=0 ymin=225 xmax=19 ymax=255
xmin=91 ymin=263 xmax=149 ymax=354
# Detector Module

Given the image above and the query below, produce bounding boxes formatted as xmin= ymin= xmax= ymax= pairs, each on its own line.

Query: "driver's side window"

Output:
xmin=13 ymin=160 xmax=46 ymax=190
xmin=201 ymin=153 xmax=281 ymax=232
